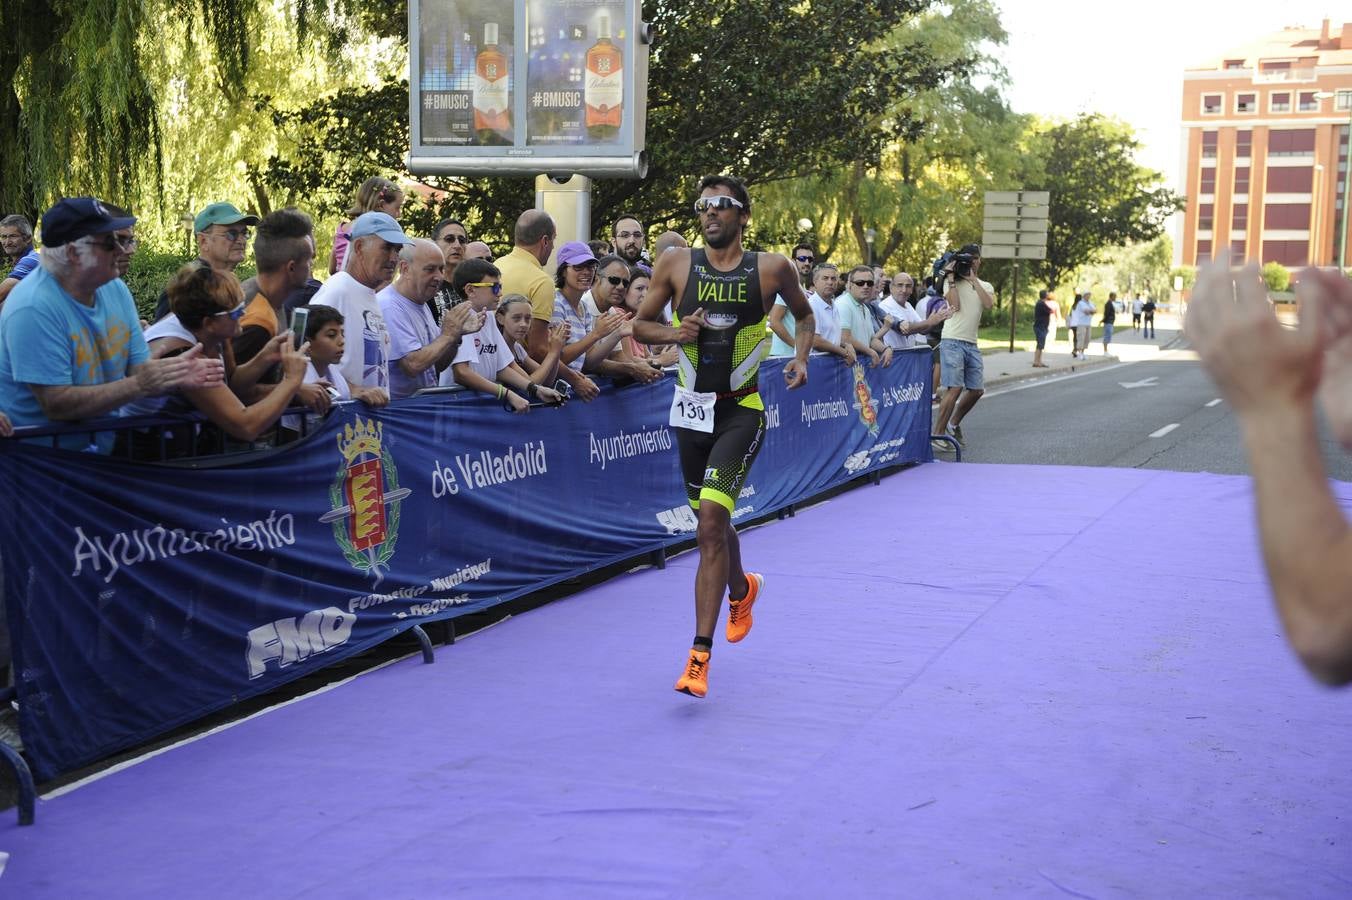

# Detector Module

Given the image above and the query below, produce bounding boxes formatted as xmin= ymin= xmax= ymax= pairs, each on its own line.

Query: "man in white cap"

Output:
xmin=311 ymin=211 xmax=415 ymax=406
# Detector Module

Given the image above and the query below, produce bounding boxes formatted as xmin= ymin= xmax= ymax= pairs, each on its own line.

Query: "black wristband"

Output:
xmin=525 ymin=381 xmax=539 ymax=397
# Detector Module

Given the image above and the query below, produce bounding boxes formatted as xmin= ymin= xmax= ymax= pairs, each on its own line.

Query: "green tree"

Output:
xmin=754 ymin=0 xmax=1028 ymax=272
xmin=1262 ymin=261 xmax=1291 ymax=294
xmin=1022 ymin=114 xmax=1184 ymax=289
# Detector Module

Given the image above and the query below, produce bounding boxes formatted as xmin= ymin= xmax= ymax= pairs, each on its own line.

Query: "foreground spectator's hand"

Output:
xmin=783 ymin=359 xmax=808 ymax=390
xmin=675 ymin=307 xmax=705 ymax=344
xmin=257 ymin=332 xmax=292 ymax=366
xmin=295 ymin=381 xmax=332 ymax=416
xmin=880 ymin=346 xmax=894 ymax=368
xmin=136 ymin=343 xmax=227 ymax=395
xmin=1306 ymin=268 xmax=1352 ymax=448
xmin=0 ymin=411 xmax=11 ymax=438
xmin=573 ymin=375 xmax=600 ymax=401
xmin=625 ymin=360 xmax=662 ymax=384
xmin=443 ymin=302 xmax=482 ymax=342
xmin=548 ymin=321 xmax=570 ymax=353
xmin=352 ymin=386 xmax=390 ymax=408
xmin=595 ymin=308 xmax=630 ymax=339
xmin=505 ymin=390 xmax=530 ymax=414
xmin=1186 ymin=256 xmax=1320 ymax=424
xmin=840 ymin=344 xmax=857 ymax=366
xmin=534 ymin=385 xmax=565 ymax=405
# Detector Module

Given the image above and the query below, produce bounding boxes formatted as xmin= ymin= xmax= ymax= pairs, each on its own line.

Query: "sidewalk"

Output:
xmin=975 ymin=313 xmax=1184 ymax=389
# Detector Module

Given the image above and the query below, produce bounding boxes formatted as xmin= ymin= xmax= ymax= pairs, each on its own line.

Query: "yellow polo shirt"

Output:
xmin=495 ymin=246 xmax=556 ymax=323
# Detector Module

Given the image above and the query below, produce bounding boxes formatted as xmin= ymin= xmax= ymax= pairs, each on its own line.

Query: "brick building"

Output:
xmin=1180 ymin=19 xmax=1352 ymax=269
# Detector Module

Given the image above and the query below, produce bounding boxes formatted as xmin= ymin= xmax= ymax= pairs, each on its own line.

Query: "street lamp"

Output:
xmin=864 ymin=228 xmax=877 ymax=266
xmin=797 ymin=217 xmax=813 ymax=232
xmin=1315 ymin=91 xmax=1352 ymax=272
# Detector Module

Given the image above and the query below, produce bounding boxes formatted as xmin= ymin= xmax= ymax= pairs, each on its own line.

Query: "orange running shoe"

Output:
xmin=725 ymin=572 xmax=764 ymax=643
xmin=674 ymin=649 xmax=711 ymax=698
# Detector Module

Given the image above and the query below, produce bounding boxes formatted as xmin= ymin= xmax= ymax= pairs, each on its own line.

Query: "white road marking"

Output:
xmin=1206 ymin=398 xmax=1223 ymax=408
xmin=1150 ymin=423 xmax=1180 ymax=438
xmin=1118 ymin=376 xmax=1159 ymax=389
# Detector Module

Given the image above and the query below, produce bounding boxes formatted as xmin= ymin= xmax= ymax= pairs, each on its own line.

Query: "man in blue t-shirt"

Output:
xmin=0 ymin=197 xmax=225 ymax=451
xmin=0 ymin=214 xmax=39 ymax=305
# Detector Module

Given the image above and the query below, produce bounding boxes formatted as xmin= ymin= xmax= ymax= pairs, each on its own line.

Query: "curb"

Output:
xmin=983 ymin=355 xmax=1118 ymax=389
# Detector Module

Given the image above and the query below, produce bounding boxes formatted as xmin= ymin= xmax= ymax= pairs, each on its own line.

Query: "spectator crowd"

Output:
xmin=0 ymin=177 xmax=991 ymax=455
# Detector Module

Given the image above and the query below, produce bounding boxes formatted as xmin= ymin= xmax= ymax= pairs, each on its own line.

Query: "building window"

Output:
xmin=1268 ymin=128 xmax=1315 ymax=157
xmin=1198 ymin=203 xmax=1214 ymax=231
xmin=1202 ymin=94 xmax=1223 ymax=115
xmin=1270 ymin=92 xmax=1291 ymax=113
xmin=1236 ymin=130 xmax=1252 ymax=159
xmin=1223 ymin=59 xmax=1245 ymax=70
xmin=1299 ymin=91 xmax=1318 ymax=112
xmin=1266 ymin=167 xmax=1313 ymax=192
xmin=1231 ymin=239 xmax=1246 ymax=257
xmin=1196 ymin=240 xmax=1213 ymax=260
xmin=1262 ymin=240 xmax=1307 ymax=266
xmin=1200 ymin=169 xmax=1216 ymax=193
xmin=1200 ymin=131 xmax=1218 ymax=159
xmin=1232 ymin=203 xmax=1248 ymax=229
xmin=1264 ymin=203 xmax=1311 ymax=230
xmin=1234 ymin=167 xmax=1250 ymax=194
xmin=1237 ymin=93 xmax=1257 ymax=113
xmin=1337 ymin=91 xmax=1352 ymax=112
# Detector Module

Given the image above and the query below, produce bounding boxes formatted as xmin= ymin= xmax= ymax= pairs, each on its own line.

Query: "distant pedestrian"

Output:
xmin=1131 ymin=293 xmax=1144 ymax=332
xmin=1101 ymin=291 xmax=1117 ymax=354
xmin=1069 ymin=292 xmax=1095 ymax=358
xmin=1142 ymin=296 xmax=1156 ymax=339
xmin=1032 ymin=288 xmax=1058 ymax=368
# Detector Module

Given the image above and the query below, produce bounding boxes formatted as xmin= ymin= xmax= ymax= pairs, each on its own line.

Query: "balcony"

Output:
xmin=1254 ymin=67 xmax=1316 ymax=84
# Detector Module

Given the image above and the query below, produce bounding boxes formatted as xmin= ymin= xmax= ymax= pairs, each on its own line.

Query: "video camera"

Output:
xmin=931 ymin=244 xmax=979 ymax=292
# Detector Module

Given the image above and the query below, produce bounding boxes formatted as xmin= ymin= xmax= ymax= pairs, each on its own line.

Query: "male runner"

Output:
xmin=634 ymin=175 xmax=815 ymax=698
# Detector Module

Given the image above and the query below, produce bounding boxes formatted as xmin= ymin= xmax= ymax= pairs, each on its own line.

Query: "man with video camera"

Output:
xmin=932 ymin=243 xmax=994 ymax=449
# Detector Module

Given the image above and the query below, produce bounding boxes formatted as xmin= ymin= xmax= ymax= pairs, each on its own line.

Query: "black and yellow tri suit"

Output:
xmin=672 ymin=249 xmax=770 ymax=512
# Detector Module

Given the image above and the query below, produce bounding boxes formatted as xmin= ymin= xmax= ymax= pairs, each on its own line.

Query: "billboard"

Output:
xmin=410 ymin=0 xmax=649 ymax=178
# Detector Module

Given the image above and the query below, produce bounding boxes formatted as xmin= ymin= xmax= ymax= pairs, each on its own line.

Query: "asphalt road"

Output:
xmin=949 ymin=349 xmax=1352 ymax=482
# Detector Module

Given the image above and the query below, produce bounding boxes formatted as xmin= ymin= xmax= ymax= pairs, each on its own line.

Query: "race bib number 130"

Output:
xmin=669 ymin=386 xmax=715 ymax=433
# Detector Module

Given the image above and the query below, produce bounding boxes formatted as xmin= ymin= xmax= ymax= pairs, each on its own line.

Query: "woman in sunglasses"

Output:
xmin=551 ymin=242 xmax=630 ymax=373
xmin=128 ymin=262 xmax=308 ymax=447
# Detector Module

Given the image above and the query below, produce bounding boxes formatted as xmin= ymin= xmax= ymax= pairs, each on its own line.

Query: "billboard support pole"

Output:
xmin=536 ymin=174 xmax=593 ymax=267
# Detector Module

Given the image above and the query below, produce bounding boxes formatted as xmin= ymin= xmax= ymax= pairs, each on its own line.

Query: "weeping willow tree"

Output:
xmin=0 ymin=0 xmax=372 ymax=221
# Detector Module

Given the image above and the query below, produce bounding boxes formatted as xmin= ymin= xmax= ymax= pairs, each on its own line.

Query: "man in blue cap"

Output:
xmin=152 ymin=201 xmax=261 ymax=320
xmin=310 ymin=211 xmax=416 ymax=407
xmin=0 ymin=197 xmax=225 ymax=451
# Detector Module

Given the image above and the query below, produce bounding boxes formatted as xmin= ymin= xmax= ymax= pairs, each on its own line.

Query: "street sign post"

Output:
xmin=981 ymin=190 xmax=1050 ymax=352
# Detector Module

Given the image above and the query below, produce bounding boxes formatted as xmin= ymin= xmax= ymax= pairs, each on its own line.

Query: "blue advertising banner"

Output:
xmin=0 ymin=352 xmax=931 ymax=780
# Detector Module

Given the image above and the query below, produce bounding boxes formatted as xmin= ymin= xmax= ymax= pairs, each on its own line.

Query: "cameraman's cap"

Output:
xmin=350 ymin=211 xmax=415 ymax=246
xmin=41 ymin=197 xmax=137 ymax=248
xmin=556 ymin=241 xmax=597 ymax=266
xmin=960 ymin=243 xmax=982 ymax=256
xmin=194 ymin=202 xmax=260 ymax=234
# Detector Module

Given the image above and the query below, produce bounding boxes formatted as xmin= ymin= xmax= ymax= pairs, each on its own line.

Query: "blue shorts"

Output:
xmin=1033 ymin=324 xmax=1048 ymax=349
xmin=939 ymin=339 xmax=984 ymax=390
xmin=1102 ymin=323 xmax=1114 ymax=343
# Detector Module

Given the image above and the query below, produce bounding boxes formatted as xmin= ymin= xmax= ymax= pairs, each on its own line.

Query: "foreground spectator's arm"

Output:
xmin=767 ymin=301 xmax=794 ymax=347
xmin=1187 ymin=260 xmax=1352 ymax=685
xmin=33 ymin=345 xmax=225 ymax=421
xmin=402 ymin=303 xmax=481 ymax=379
xmin=184 ymin=340 xmax=308 ymax=441
xmin=0 ymin=278 xmax=18 ymax=304
xmin=452 ymin=362 xmax=529 ymax=413
xmin=0 ymin=410 xmax=11 ymax=437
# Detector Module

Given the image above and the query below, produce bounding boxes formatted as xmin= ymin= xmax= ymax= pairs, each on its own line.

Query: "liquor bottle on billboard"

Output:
xmin=584 ymin=14 xmax=622 ymax=142
xmin=474 ymin=22 xmax=511 ymax=145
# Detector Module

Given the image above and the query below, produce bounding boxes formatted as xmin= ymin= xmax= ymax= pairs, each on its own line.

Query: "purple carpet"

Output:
xmin=2 ymin=463 xmax=1348 ymax=898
